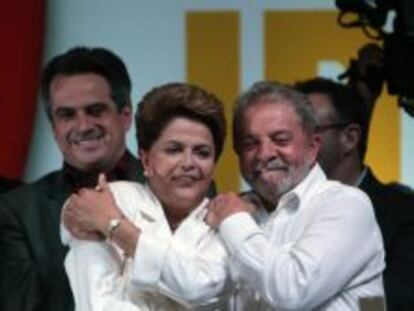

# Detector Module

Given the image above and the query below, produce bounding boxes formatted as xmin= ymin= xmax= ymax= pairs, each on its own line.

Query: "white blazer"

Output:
xmin=61 ymin=181 xmax=231 ymax=311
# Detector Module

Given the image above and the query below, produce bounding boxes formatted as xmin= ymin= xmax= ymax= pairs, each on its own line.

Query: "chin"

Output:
xmin=176 ymin=189 xmax=204 ymax=203
xmin=174 ymin=190 xmax=198 ymax=201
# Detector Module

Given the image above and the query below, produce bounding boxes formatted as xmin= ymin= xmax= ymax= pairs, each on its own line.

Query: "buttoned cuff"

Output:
xmin=130 ymin=230 xmax=170 ymax=288
xmin=219 ymin=212 xmax=261 ymax=255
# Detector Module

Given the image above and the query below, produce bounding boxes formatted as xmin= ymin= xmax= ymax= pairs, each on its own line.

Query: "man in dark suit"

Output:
xmin=0 ymin=47 xmax=144 ymax=311
xmin=297 ymin=77 xmax=414 ymax=311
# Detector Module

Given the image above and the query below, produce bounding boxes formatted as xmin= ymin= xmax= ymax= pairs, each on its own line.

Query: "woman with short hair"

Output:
xmin=62 ymin=82 xmax=229 ymax=310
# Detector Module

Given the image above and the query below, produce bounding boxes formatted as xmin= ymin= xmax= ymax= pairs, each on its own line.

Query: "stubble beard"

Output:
xmin=248 ymin=158 xmax=313 ymax=207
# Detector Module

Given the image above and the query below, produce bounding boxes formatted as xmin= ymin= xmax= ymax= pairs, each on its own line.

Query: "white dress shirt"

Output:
xmin=220 ymin=164 xmax=385 ymax=311
xmin=61 ymin=181 xmax=230 ymax=311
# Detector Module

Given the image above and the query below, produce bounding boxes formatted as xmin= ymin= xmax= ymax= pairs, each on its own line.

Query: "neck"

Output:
xmin=101 ymin=146 xmax=127 ymax=173
xmin=329 ymin=155 xmax=363 ymax=186
xmin=253 ymin=193 xmax=279 ymax=213
xmin=263 ymin=199 xmax=277 ymax=213
xmin=163 ymin=204 xmax=192 ymax=231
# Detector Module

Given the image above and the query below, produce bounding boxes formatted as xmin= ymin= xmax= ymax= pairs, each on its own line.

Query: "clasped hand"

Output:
xmin=63 ymin=173 xmax=122 ymax=241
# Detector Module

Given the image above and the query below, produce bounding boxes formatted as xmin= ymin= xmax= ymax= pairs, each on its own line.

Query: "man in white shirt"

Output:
xmin=206 ymin=81 xmax=385 ymax=310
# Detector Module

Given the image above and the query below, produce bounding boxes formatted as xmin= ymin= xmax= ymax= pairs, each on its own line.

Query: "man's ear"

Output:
xmin=340 ymin=124 xmax=361 ymax=154
xmin=120 ymin=102 xmax=133 ymax=132
xmin=308 ymin=133 xmax=322 ymax=165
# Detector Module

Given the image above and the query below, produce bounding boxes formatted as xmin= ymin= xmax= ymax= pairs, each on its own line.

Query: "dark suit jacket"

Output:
xmin=360 ymin=168 xmax=414 ymax=311
xmin=0 ymin=176 xmax=22 ymax=192
xmin=0 ymin=157 xmax=144 ymax=311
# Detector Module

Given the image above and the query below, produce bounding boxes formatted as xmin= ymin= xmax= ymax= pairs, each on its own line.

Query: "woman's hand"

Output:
xmin=63 ymin=173 xmax=123 ymax=240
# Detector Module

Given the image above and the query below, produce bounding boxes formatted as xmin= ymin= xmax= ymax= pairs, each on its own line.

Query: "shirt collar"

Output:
xmin=355 ymin=166 xmax=368 ymax=187
xmin=63 ymin=150 xmax=138 ymax=191
xmin=276 ymin=163 xmax=327 ymax=213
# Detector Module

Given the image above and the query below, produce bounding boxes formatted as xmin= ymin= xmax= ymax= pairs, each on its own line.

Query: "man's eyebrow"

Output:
xmin=270 ymin=130 xmax=292 ymax=136
xmin=86 ymin=101 xmax=107 ymax=106
xmin=53 ymin=106 xmax=75 ymax=112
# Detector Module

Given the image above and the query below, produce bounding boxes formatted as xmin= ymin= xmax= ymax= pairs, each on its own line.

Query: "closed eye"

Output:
xmin=54 ymin=108 xmax=75 ymax=121
xmin=194 ymin=146 xmax=213 ymax=159
xmin=165 ymin=146 xmax=182 ymax=154
xmin=270 ymin=133 xmax=292 ymax=146
xmin=85 ymin=103 xmax=109 ymax=117
xmin=240 ymin=137 xmax=258 ymax=151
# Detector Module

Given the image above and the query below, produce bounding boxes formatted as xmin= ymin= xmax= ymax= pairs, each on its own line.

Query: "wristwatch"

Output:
xmin=107 ymin=218 xmax=122 ymax=239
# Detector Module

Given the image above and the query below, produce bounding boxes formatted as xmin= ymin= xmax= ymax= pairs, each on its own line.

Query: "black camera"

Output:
xmin=336 ymin=0 xmax=414 ymax=116
xmin=384 ymin=33 xmax=414 ymax=98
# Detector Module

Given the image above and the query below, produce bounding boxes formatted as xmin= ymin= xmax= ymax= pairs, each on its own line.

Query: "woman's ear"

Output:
xmin=340 ymin=124 xmax=361 ymax=155
xmin=139 ymin=149 xmax=151 ymax=177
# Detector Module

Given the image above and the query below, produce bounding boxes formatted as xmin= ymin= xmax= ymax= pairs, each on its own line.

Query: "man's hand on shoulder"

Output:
xmin=206 ymin=192 xmax=256 ymax=228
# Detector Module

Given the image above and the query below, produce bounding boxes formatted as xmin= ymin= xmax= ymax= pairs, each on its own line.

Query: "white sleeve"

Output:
xmin=130 ymin=222 xmax=231 ymax=309
xmin=63 ymin=182 xmax=230 ymax=310
xmin=64 ymin=240 xmax=145 ymax=311
xmin=219 ymin=190 xmax=383 ymax=310
xmin=62 ymin=182 xmax=149 ymax=311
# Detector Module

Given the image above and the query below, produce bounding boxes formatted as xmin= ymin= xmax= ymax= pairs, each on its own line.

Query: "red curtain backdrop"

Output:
xmin=0 ymin=1 xmax=45 ymax=179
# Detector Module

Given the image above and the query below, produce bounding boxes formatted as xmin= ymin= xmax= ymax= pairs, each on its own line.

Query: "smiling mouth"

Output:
xmin=254 ymin=166 xmax=287 ymax=174
xmin=71 ymin=129 xmax=106 ymax=145
xmin=71 ymin=137 xmax=105 ymax=151
xmin=173 ymin=175 xmax=198 ymax=185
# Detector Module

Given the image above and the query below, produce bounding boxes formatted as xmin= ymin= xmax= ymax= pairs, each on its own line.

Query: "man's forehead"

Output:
xmin=241 ymin=102 xmax=302 ymax=134
xmin=308 ymin=93 xmax=335 ymax=117
xmin=52 ymin=101 xmax=109 ymax=111
xmin=252 ymin=96 xmax=292 ymax=107
xmin=50 ymin=73 xmax=109 ymax=90
xmin=244 ymin=100 xmax=298 ymax=122
xmin=49 ymin=73 xmax=114 ymax=110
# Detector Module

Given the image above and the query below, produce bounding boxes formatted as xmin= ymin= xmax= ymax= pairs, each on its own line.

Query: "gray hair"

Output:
xmin=233 ymin=81 xmax=318 ymax=153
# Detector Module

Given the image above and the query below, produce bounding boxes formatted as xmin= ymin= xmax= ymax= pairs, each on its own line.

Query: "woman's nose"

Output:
xmin=180 ymin=152 xmax=196 ymax=169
